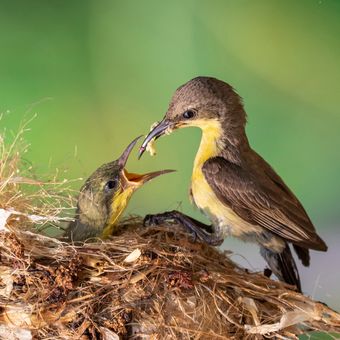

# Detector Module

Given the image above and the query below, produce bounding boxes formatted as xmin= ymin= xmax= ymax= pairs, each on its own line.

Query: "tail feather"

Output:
xmin=293 ymin=245 xmax=310 ymax=267
xmin=260 ymin=244 xmax=301 ymax=292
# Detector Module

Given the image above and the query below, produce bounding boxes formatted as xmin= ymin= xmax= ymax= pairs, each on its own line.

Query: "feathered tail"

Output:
xmin=260 ymin=243 xmax=301 ymax=292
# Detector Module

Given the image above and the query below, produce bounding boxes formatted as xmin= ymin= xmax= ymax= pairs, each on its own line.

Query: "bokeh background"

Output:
xmin=1 ymin=0 xmax=339 ymax=315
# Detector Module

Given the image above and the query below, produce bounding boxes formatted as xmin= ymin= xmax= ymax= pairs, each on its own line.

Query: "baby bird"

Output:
xmin=66 ymin=136 xmax=174 ymax=241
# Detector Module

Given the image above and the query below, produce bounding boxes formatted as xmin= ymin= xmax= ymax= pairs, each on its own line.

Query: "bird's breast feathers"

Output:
xmin=102 ymin=187 xmax=134 ymax=238
xmin=190 ymin=119 xmax=263 ymax=239
xmin=191 ymin=165 xmax=263 ymax=239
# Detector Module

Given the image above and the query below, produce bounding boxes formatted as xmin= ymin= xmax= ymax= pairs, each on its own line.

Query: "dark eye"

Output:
xmin=182 ymin=110 xmax=195 ymax=119
xmin=105 ymin=179 xmax=118 ymax=192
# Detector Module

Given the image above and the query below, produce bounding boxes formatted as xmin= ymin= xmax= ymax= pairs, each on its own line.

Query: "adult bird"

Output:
xmin=139 ymin=77 xmax=327 ymax=291
xmin=66 ymin=136 xmax=174 ymax=241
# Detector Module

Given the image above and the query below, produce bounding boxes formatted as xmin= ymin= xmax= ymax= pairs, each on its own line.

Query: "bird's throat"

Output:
xmin=190 ymin=119 xmax=224 ymax=208
xmin=102 ymin=187 xmax=134 ymax=238
xmin=191 ymin=119 xmax=224 ymax=169
xmin=190 ymin=119 xmax=224 ymax=225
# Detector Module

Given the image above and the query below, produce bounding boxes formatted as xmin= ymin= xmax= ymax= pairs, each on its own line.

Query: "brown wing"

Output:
xmin=202 ymin=157 xmax=327 ymax=251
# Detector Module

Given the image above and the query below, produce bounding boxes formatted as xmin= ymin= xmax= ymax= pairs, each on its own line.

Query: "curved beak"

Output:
xmin=138 ymin=119 xmax=172 ymax=159
xmin=118 ymin=135 xmax=143 ymax=167
xmin=118 ymin=135 xmax=176 ymax=188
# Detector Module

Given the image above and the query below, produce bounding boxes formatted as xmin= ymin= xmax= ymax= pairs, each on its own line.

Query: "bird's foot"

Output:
xmin=144 ymin=211 xmax=197 ymax=240
xmin=144 ymin=210 xmax=223 ymax=246
xmin=143 ymin=211 xmax=177 ymax=227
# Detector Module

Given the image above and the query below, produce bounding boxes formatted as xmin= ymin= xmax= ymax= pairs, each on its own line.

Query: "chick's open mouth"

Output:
xmin=123 ymin=169 xmax=175 ymax=187
xmin=123 ymin=170 xmax=146 ymax=184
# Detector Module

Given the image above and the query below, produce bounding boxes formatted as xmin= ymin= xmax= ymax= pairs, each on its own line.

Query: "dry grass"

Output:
xmin=0 ymin=115 xmax=77 ymax=235
xmin=0 ymin=120 xmax=339 ymax=340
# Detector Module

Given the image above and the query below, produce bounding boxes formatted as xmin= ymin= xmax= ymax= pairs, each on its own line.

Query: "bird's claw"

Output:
xmin=144 ymin=210 xmax=178 ymax=226
xmin=143 ymin=213 xmax=172 ymax=226
xmin=144 ymin=212 xmax=198 ymax=241
xmin=143 ymin=214 xmax=159 ymax=226
xmin=143 ymin=211 xmax=223 ymax=246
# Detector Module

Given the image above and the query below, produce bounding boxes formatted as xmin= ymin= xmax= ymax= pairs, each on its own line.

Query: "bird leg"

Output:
xmin=143 ymin=210 xmax=224 ymax=246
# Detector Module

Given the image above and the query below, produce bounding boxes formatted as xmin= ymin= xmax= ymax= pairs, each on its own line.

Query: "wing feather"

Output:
xmin=202 ymin=157 xmax=327 ymax=250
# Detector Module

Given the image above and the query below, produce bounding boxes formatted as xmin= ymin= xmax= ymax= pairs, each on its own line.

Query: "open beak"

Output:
xmin=123 ymin=169 xmax=175 ymax=188
xmin=138 ymin=118 xmax=172 ymax=159
xmin=118 ymin=135 xmax=175 ymax=188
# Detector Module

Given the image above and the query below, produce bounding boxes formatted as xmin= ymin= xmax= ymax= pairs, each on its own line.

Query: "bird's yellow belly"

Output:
xmin=188 ymin=118 xmax=263 ymax=239
xmin=191 ymin=166 xmax=262 ymax=238
xmin=187 ymin=119 xmax=284 ymax=250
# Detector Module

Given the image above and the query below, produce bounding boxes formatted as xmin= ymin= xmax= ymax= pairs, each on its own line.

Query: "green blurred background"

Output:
xmin=1 ymin=0 xmax=339 ymax=312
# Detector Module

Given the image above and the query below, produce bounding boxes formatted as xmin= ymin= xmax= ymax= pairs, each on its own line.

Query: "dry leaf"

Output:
xmin=0 ymin=325 xmax=32 ymax=340
xmin=100 ymin=327 xmax=119 ymax=340
xmin=246 ymin=309 xmax=310 ymax=334
xmin=124 ymin=248 xmax=141 ymax=263
xmin=0 ymin=208 xmax=12 ymax=231
xmin=0 ymin=266 xmax=13 ymax=298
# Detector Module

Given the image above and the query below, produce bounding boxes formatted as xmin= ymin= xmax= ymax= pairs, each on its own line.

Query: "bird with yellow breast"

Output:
xmin=139 ymin=77 xmax=327 ymax=292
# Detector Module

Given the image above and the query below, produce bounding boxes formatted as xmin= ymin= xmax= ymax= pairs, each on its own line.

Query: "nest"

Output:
xmin=1 ymin=224 xmax=340 ymax=340
xmin=1 ymin=119 xmax=340 ymax=339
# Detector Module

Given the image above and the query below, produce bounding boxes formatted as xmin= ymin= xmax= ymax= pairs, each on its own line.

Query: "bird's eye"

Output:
xmin=182 ymin=110 xmax=195 ymax=119
xmin=105 ymin=179 xmax=118 ymax=192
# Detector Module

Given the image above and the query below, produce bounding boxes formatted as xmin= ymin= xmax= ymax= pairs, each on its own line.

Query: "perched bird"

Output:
xmin=66 ymin=136 xmax=174 ymax=241
xmin=139 ymin=76 xmax=327 ymax=291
